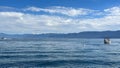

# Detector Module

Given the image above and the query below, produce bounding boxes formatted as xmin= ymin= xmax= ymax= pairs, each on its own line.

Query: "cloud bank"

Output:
xmin=0 ymin=6 xmax=120 ymax=34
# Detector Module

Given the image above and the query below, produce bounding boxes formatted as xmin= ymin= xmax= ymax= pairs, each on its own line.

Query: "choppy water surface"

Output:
xmin=0 ymin=38 xmax=120 ymax=68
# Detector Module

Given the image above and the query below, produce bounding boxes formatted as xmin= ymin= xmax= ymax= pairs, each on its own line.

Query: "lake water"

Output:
xmin=0 ymin=38 xmax=120 ymax=68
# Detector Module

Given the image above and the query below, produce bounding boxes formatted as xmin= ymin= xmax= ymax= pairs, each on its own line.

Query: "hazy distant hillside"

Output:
xmin=0 ymin=31 xmax=120 ymax=39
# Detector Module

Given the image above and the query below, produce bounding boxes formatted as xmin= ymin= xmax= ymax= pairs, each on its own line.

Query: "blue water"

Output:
xmin=0 ymin=38 xmax=120 ymax=68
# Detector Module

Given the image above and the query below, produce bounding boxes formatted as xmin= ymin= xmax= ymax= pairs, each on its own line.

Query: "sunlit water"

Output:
xmin=0 ymin=38 xmax=120 ymax=68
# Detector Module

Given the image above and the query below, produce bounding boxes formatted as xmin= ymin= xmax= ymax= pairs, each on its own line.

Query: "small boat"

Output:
xmin=104 ymin=38 xmax=111 ymax=44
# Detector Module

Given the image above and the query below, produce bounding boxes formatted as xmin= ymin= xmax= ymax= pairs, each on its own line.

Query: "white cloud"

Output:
xmin=0 ymin=6 xmax=120 ymax=34
xmin=24 ymin=7 xmax=41 ymax=12
xmin=104 ymin=6 xmax=120 ymax=15
xmin=24 ymin=6 xmax=94 ymax=16
xmin=0 ymin=6 xmax=20 ymax=12
xmin=0 ymin=12 xmax=23 ymax=17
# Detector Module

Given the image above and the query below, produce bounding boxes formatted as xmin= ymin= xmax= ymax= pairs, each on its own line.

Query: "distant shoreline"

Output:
xmin=0 ymin=30 xmax=120 ymax=39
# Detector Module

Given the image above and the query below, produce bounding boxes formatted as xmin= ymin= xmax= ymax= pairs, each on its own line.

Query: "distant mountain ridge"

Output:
xmin=0 ymin=30 xmax=120 ymax=39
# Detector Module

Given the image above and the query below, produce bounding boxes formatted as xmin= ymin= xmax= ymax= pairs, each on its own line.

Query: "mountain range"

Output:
xmin=0 ymin=30 xmax=120 ymax=39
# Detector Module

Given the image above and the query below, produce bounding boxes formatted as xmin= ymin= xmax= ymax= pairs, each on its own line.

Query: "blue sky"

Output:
xmin=0 ymin=0 xmax=119 ymax=9
xmin=0 ymin=0 xmax=120 ymax=34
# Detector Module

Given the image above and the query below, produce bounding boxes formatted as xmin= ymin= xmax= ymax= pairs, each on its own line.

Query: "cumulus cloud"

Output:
xmin=104 ymin=6 xmax=120 ymax=15
xmin=0 ymin=6 xmax=120 ymax=34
